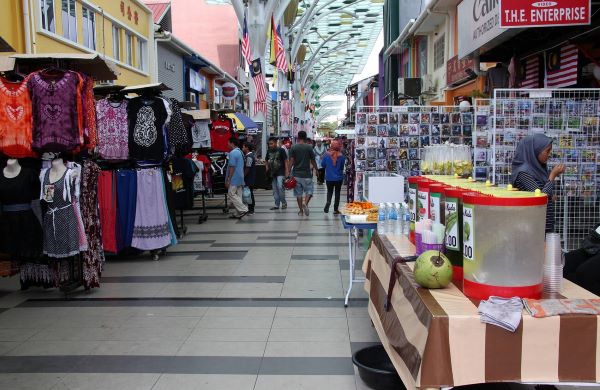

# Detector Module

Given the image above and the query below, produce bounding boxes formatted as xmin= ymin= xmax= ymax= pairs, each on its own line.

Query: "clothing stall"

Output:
xmin=0 ymin=53 xmax=117 ymax=293
xmin=0 ymin=55 xmax=190 ymax=294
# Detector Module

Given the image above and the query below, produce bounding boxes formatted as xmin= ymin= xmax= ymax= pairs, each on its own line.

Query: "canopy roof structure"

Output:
xmin=293 ymin=0 xmax=383 ymax=97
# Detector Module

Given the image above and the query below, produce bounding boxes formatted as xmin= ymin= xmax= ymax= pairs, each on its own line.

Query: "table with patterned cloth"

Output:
xmin=363 ymin=232 xmax=600 ymax=390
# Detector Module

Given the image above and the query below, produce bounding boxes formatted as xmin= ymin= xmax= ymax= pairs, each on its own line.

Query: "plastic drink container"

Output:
xmin=443 ymin=187 xmax=468 ymax=282
xmin=407 ymin=176 xmax=419 ymax=243
xmin=429 ymin=183 xmax=446 ymax=225
xmin=461 ymin=191 xmax=548 ymax=300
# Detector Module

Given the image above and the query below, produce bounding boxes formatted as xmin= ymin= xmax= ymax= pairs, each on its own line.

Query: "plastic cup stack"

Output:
xmin=543 ymin=233 xmax=563 ymax=294
xmin=421 ymin=229 xmax=445 ymax=253
xmin=415 ymin=219 xmax=436 ymax=256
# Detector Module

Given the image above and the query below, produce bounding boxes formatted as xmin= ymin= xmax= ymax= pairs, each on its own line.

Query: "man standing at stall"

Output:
xmin=225 ymin=137 xmax=248 ymax=219
xmin=287 ymin=131 xmax=318 ymax=216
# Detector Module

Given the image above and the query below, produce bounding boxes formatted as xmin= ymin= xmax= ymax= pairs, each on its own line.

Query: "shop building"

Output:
xmin=147 ymin=1 xmax=244 ymax=109
xmin=383 ymin=0 xmax=480 ymax=106
xmin=154 ymin=0 xmax=241 ymax=80
xmin=0 ymin=0 xmax=156 ymax=86
xmin=382 ymin=0 xmax=600 ymax=106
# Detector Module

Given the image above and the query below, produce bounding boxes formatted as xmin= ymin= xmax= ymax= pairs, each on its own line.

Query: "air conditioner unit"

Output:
xmin=186 ymin=92 xmax=197 ymax=104
xmin=397 ymin=77 xmax=422 ymax=98
xmin=421 ymin=75 xmax=433 ymax=92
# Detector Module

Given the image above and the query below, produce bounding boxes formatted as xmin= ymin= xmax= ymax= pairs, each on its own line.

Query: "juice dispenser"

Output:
xmin=408 ymin=176 xmax=419 ymax=243
xmin=443 ymin=187 xmax=468 ymax=282
xmin=416 ymin=177 xmax=432 ymax=221
xmin=429 ymin=183 xmax=446 ymax=225
xmin=462 ymin=191 xmax=548 ymax=300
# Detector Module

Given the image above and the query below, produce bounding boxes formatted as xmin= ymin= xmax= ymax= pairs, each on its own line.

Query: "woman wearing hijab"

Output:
xmin=511 ymin=134 xmax=565 ymax=232
xmin=321 ymin=140 xmax=346 ymax=214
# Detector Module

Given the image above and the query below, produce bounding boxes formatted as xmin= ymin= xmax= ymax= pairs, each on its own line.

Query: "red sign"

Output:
xmin=500 ymin=0 xmax=591 ymax=28
xmin=446 ymin=56 xmax=475 ymax=86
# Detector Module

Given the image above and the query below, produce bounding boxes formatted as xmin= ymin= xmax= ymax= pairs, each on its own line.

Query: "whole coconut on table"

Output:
xmin=414 ymin=250 xmax=453 ymax=289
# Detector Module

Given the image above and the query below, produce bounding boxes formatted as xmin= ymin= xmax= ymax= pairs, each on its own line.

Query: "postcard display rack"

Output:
xmin=354 ymin=105 xmax=472 ymax=201
xmin=491 ymin=88 xmax=600 ymax=251
xmin=473 ymin=99 xmax=494 ymax=181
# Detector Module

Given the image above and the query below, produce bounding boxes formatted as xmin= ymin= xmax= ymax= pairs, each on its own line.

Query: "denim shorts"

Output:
xmin=293 ymin=177 xmax=314 ymax=197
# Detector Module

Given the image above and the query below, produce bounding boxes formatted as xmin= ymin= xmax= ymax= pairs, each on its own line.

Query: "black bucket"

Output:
xmin=352 ymin=344 xmax=406 ymax=390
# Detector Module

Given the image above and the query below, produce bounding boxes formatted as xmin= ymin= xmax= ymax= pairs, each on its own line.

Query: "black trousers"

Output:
xmin=317 ymin=168 xmax=325 ymax=184
xmin=325 ymin=180 xmax=343 ymax=211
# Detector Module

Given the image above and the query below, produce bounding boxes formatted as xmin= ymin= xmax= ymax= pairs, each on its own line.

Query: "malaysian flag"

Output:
xmin=275 ymin=24 xmax=288 ymax=72
xmin=241 ymin=12 xmax=251 ymax=66
xmin=520 ymin=55 xmax=540 ymax=89
xmin=545 ymin=44 xmax=579 ymax=88
xmin=280 ymin=91 xmax=292 ymax=125
xmin=250 ymin=58 xmax=267 ymax=115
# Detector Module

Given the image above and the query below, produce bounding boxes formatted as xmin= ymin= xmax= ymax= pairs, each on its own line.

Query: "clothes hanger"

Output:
xmin=0 ymin=71 xmax=24 ymax=82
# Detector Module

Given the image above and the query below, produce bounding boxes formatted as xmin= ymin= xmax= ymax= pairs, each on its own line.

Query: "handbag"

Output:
xmin=242 ymin=186 xmax=252 ymax=204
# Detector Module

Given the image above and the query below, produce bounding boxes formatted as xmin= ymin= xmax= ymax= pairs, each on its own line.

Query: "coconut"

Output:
xmin=413 ymin=250 xmax=453 ymax=289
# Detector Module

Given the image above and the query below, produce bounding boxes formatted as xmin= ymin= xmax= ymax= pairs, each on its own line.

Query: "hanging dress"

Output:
xmin=131 ymin=168 xmax=172 ymax=250
xmin=80 ymin=161 xmax=104 ymax=290
xmin=116 ymin=169 xmax=137 ymax=250
xmin=0 ymin=76 xmax=36 ymax=158
xmin=41 ymin=168 xmax=81 ymax=258
xmin=0 ymin=167 xmax=43 ymax=261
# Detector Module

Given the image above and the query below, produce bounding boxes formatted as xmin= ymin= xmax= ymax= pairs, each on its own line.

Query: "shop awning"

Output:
xmin=227 ymin=112 xmax=258 ymax=132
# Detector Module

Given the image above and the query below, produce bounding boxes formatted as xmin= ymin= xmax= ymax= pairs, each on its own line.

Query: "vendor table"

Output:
xmin=363 ymin=232 xmax=600 ymax=390
xmin=341 ymin=215 xmax=377 ymax=307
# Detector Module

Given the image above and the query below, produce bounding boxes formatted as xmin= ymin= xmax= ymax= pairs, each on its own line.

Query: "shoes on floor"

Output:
xmin=236 ymin=212 xmax=248 ymax=219
xmin=333 ymin=210 xmax=341 ymax=215
xmin=303 ymin=202 xmax=310 ymax=216
xmin=324 ymin=204 xmax=330 ymax=213
xmin=298 ymin=207 xmax=304 ymax=216
xmin=282 ymin=203 xmax=288 ymax=209
xmin=247 ymin=211 xmax=255 ymax=215
xmin=270 ymin=206 xmax=279 ymax=210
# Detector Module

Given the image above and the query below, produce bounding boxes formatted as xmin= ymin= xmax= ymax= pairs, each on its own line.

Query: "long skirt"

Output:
xmin=131 ymin=168 xmax=172 ymax=251
xmin=98 ymin=170 xmax=118 ymax=253
xmin=116 ymin=169 xmax=137 ymax=250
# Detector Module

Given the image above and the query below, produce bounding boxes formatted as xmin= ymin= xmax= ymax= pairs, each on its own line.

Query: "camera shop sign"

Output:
xmin=500 ymin=0 xmax=591 ymax=28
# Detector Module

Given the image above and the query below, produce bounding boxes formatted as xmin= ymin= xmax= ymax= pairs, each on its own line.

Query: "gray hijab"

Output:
xmin=511 ymin=134 xmax=553 ymax=185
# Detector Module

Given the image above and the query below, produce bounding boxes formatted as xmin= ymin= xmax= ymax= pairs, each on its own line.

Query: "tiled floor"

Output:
xmin=0 ymin=185 xmax=379 ymax=389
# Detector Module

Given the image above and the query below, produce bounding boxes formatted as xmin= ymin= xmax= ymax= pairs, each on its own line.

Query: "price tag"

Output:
xmin=417 ymin=190 xmax=429 ymax=220
xmin=444 ymin=198 xmax=459 ymax=251
xmin=409 ymin=187 xmax=417 ymax=223
xmin=430 ymin=192 xmax=441 ymax=224
xmin=463 ymin=204 xmax=475 ymax=262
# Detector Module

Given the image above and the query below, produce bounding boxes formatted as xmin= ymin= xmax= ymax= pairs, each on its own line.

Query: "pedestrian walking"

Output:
xmin=314 ymin=139 xmax=327 ymax=185
xmin=266 ymin=137 xmax=288 ymax=210
xmin=287 ymin=130 xmax=318 ymax=216
xmin=226 ymin=137 xmax=248 ymax=219
xmin=321 ymin=140 xmax=346 ymax=214
xmin=242 ymin=142 xmax=256 ymax=215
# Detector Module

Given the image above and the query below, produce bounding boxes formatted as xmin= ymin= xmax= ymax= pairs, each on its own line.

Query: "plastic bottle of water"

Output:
xmin=387 ymin=203 xmax=398 ymax=235
xmin=392 ymin=203 xmax=402 ymax=236
xmin=402 ymin=202 xmax=410 ymax=236
xmin=377 ymin=203 xmax=387 ymax=235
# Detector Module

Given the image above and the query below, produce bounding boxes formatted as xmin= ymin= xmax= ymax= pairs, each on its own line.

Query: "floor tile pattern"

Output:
xmin=0 ymin=185 xmax=379 ymax=389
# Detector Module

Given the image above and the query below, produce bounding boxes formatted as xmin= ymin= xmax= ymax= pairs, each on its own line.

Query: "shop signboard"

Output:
xmin=446 ymin=56 xmax=476 ymax=87
xmin=458 ymin=0 xmax=505 ymax=59
xmin=221 ymin=82 xmax=238 ymax=101
xmin=500 ymin=0 xmax=591 ymax=28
